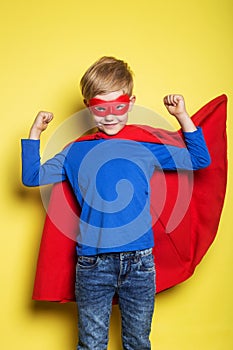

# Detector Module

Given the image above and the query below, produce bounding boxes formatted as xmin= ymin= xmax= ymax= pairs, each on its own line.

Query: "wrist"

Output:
xmin=174 ymin=112 xmax=190 ymax=122
xmin=178 ymin=115 xmax=197 ymax=132
xmin=29 ymin=127 xmax=42 ymax=140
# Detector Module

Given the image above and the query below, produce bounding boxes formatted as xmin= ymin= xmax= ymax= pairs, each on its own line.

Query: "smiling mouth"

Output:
xmin=103 ymin=123 xmax=118 ymax=127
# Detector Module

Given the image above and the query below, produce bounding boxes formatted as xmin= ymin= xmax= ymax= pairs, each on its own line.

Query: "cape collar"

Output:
xmin=76 ymin=124 xmax=184 ymax=148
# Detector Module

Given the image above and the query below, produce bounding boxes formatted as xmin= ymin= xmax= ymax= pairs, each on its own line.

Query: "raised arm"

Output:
xmin=147 ymin=95 xmax=211 ymax=171
xmin=22 ymin=111 xmax=67 ymax=187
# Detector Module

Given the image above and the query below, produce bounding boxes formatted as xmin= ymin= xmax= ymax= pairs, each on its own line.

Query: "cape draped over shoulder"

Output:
xmin=32 ymin=94 xmax=227 ymax=302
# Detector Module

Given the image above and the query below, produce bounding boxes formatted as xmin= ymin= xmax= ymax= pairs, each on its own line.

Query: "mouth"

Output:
xmin=102 ymin=123 xmax=118 ymax=127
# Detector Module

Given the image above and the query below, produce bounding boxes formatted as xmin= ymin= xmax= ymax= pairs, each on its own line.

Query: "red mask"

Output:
xmin=88 ymin=94 xmax=131 ymax=117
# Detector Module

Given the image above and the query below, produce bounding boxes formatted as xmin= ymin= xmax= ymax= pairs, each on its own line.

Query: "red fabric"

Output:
xmin=88 ymin=94 xmax=130 ymax=117
xmin=32 ymin=95 xmax=227 ymax=302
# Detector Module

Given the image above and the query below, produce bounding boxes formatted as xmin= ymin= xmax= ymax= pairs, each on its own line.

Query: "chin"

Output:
xmin=103 ymin=129 xmax=119 ymax=136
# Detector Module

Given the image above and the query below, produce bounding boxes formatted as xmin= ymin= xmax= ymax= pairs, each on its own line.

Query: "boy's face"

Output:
xmin=87 ymin=90 xmax=135 ymax=135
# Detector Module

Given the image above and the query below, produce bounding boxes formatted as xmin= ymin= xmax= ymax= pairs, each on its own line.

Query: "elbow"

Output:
xmin=22 ymin=179 xmax=37 ymax=187
xmin=195 ymin=154 xmax=212 ymax=170
xmin=203 ymin=152 xmax=212 ymax=168
xmin=21 ymin=173 xmax=39 ymax=187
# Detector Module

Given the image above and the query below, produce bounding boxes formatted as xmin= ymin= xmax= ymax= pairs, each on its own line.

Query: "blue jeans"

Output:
xmin=75 ymin=248 xmax=155 ymax=350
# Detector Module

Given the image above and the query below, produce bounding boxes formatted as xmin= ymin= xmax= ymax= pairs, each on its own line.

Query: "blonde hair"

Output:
xmin=80 ymin=56 xmax=134 ymax=101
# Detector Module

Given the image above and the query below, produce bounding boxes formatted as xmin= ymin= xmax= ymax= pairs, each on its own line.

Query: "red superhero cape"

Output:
xmin=32 ymin=95 xmax=227 ymax=302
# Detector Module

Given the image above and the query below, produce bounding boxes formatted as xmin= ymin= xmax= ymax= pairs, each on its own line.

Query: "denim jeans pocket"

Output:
xmin=77 ymin=255 xmax=100 ymax=270
xmin=139 ymin=253 xmax=155 ymax=273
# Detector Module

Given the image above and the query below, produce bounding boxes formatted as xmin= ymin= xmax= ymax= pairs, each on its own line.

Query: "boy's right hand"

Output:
xmin=29 ymin=111 xmax=54 ymax=139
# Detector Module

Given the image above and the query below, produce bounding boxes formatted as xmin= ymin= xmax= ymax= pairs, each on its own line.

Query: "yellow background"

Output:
xmin=1 ymin=0 xmax=232 ymax=349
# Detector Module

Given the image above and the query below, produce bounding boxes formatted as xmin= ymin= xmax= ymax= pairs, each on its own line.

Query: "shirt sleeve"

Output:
xmin=21 ymin=139 xmax=68 ymax=186
xmin=148 ymin=127 xmax=211 ymax=171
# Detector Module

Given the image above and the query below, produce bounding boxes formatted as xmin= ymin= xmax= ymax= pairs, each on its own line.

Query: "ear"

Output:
xmin=129 ymin=95 xmax=136 ymax=112
xmin=84 ymin=99 xmax=93 ymax=115
xmin=83 ymin=99 xmax=89 ymax=107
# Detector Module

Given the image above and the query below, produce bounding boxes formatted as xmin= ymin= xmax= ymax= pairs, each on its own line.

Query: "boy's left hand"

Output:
xmin=163 ymin=94 xmax=187 ymax=118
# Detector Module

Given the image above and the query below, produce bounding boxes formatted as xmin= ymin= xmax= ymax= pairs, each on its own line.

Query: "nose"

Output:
xmin=104 ymin=113 xmax=114 ymax=121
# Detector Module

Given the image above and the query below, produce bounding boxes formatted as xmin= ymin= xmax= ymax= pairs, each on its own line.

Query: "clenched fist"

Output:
xmin=163 ymin=94 xmax=197 ymax=132
xmin=29 ymin=111 xmax=54 ymax=139
xmin=163 ymin=94 xmax=187 ymax=117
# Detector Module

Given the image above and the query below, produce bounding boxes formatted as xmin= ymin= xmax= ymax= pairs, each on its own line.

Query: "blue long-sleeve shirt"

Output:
xmin=21 ymin=127 xmax=210 ymax=255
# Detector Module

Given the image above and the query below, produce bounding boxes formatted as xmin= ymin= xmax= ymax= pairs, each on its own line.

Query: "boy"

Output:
xmin=22 ymin=56 xmax=211 ymax=350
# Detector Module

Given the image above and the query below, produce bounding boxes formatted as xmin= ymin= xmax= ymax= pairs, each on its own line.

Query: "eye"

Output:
xmin=94 ymin=106 xmax=107 ymax=112
xmin=116 ymin=104 xmax=127 ymax=110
